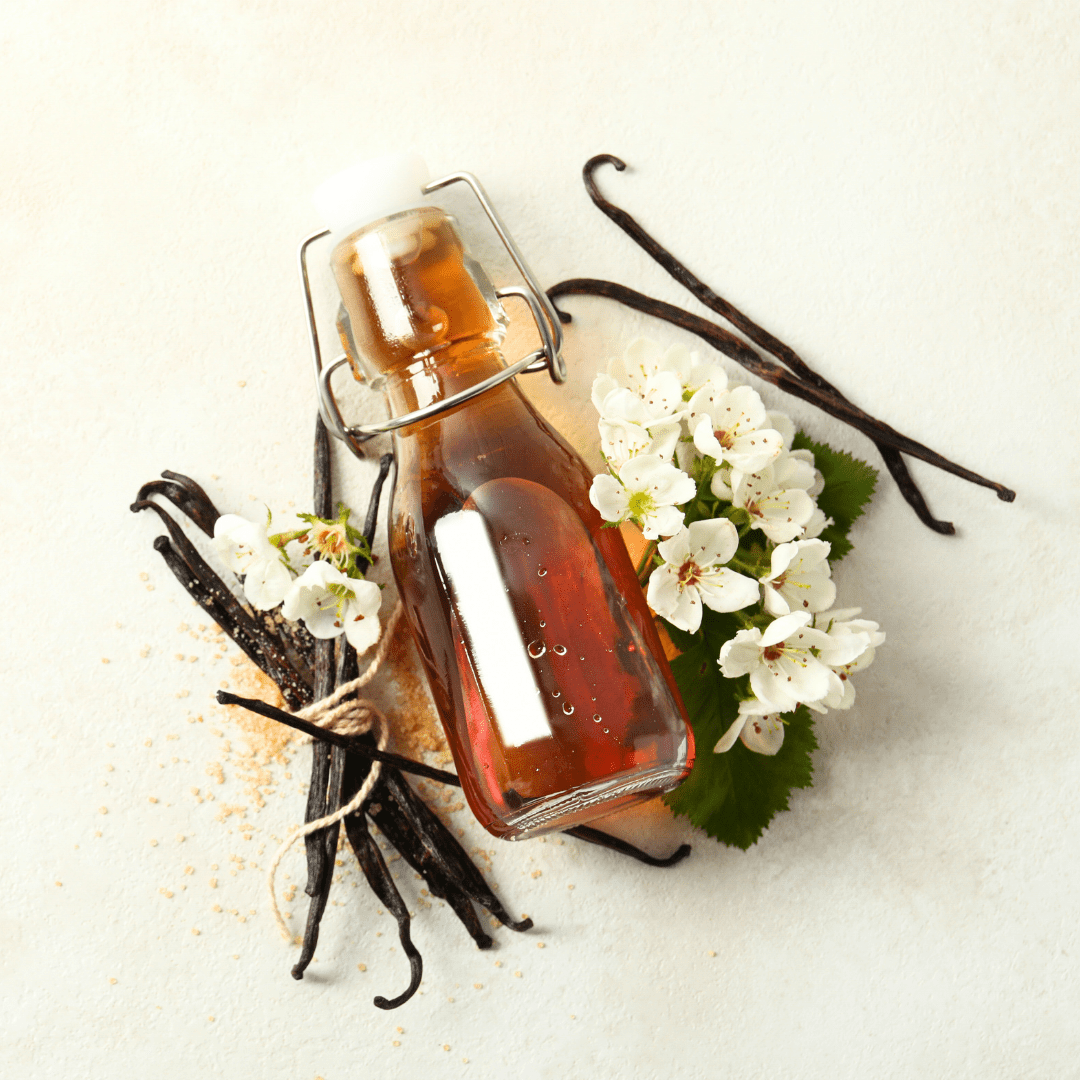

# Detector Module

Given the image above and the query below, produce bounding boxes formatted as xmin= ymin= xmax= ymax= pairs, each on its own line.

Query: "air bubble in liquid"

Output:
xmin=592 ymin=714 xmax=602 ymax=723
xmin=539 ymin=620 xmax=546 ymax=628
xmin=551 ymin=690 xmax=561 ymax=698
xmin=537 ymin=567 xmax=548 ymax=577
xmin=552 ymin=644 xmax=567 ymax=656
xmin=602 ymin=728 xmax=609 ymax=734
xmin=527 ymin=640 xmax=546 ymax=659
xmin=562 ymin=702 xmax=574 ymax=715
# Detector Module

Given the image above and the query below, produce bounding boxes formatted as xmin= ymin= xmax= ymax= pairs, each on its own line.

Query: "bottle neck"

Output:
xmin=331 ymin=206 xmax=510 ymax=428
xmin=379 ymin=336 xmax=511 ymax=422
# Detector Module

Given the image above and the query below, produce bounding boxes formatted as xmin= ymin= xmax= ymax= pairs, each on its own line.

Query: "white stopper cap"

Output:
xmin=313 ymin=153 xmax=431 ymax=245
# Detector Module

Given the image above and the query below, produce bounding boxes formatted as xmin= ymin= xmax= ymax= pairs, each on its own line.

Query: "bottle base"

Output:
xmin=491 ymin=763 xmax=689 ymax=841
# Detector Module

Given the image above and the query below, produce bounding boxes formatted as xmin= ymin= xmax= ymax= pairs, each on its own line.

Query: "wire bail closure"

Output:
xmin=299 ymin=171 xmax=567 ymax=459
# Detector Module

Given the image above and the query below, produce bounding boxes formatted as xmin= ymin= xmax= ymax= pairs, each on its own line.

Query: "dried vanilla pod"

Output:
xmin=552 ymin=153 xmax=1016 ymax=533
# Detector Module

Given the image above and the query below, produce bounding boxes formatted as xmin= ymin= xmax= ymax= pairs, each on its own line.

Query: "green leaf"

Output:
xmin=791 ymin=433 xmax=878 ymax=562
xmin=659 ymin=608 xmax=818 ymax=848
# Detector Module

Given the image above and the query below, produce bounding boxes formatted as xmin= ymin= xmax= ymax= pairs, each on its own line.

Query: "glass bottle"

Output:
xmin=314 ymin=155 xmax=694 ymax=839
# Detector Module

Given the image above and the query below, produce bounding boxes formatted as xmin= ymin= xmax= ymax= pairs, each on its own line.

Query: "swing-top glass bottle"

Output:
xmin=313 ymin=154 xmax=694 ymax=839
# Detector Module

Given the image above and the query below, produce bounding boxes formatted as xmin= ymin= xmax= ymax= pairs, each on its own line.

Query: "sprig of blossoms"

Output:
xmin=213 ymin=503 xmax=382 ymax=654
xmin=588 ymin=336 xmax=884 ymax=761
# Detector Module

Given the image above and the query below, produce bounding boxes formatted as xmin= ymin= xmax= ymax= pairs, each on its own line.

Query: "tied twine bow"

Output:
xmin=265 ymin=601 xmax=403 ymax=941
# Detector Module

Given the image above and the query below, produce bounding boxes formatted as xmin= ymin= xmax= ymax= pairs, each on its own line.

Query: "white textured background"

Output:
xmin=2 ymin=2 xmax=1078 ymax=1077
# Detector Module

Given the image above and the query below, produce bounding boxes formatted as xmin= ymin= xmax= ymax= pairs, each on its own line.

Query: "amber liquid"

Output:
xmin=332 ymin=208 xmax=694 ymax=838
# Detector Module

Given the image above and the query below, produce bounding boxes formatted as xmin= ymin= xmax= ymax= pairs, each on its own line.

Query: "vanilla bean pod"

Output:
xmin=565 ymin=825 xmax=691 ymax=867
xmin=134 ymin=504 xmax=312 ymax=708
xmin=134 ymin=470 xmax=222 ymax=537
xmin=365 ymin=792 xmax=494 ymax=950
xmin=297 ymin=435 xmax=398 ymax=972
xmin=580 ymin=154 xmax=957 ymax=535
xmin=549 ymin=277 xmax=1015 ymax=510
xmin=374 ymin=770 xmax=535 ymax=933
xmin=295 ymin=641 xmax=358 ymax=978
xmin=303 ymin=418 xmax=337 ymax=896
xmin=561 ymin=154 xmax=1015 ymax=529
xmin=341 ymin=770 xmax=423 ymax=1010
xmin=214 ymin=691 xmax=461 ymax=781
xmin=266 ymin=612 xmax=317 ymax=679
xmin=134 ymin=471 xmax=320 ymax=669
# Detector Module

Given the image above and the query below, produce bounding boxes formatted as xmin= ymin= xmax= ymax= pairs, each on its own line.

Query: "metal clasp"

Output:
xmin=299 ymin=171 xmax=566 ymax=459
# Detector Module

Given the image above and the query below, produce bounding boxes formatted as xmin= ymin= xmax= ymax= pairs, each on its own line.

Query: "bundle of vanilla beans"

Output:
xmin=132 ymin=420 xmax=687 ymax=1010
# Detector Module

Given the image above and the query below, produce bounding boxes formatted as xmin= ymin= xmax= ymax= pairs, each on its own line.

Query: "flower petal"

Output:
xmin=739 ymin=712 xmax=785 ymax=755
xmin=243 ymin=556 xmax=292 ymax=611
xmin=589 ymin=473 xmax=628 ymax=522
xmin=641 ymin=503 xmax=684 ymax=539
xmin=718 ymin=629 xmax=763 ymax=678
xmin=686 ymin=517 xmax=739 ymax=566
xmin=760 ymin=611 xmax=811 ymax=648
xmin=713 ymin=715 xmax=745 ymax=753
xmin=697 ymin=567 xmax=760 ymax=613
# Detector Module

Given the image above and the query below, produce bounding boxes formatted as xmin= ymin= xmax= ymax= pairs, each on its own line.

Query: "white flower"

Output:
xmin=598 ymin=416 xmax=681 ymax=472
xmin=807 ymin=608 xmax=886 ymax=711
xmin=646 ymin=519 xmax=760 ymax=632
xmin=303 ymin=519 xmax=363 ymax=570
xmin=213 ymin=513 xmax=292 ymax=611
xmin=718 ymin=611 xmax=841 ymax=713
xmin=591 ymin=373 xmax=622 ymax=415
xmin=730 ymin=464 xmax=816 ymax=543
xmin=759 ymin=538 xmax=836 ymax=616
xmin=589 ymin=455 xmax=697 ymax=540
xmin=615 ymin=337 xmax=728 ymax=411
xmin=281 ymin=561 xmax=382 ymax=654
xmin=714 ymin=698 xmax=785 ymax=756
xmin=687 ymin=383 xmax=784 ymax=474
xmin=592 ymin=381 xmax=651 ymax=425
